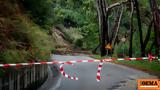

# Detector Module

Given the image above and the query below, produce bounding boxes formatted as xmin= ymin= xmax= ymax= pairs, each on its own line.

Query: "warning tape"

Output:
xmin=0 ymin=54 xmax=159 ymax=82
xmin=0 ymin=57 xmax=155 ymax=68
xmin=60 ymin=64 xmax=78 ymax=80
xmin=96 ymin=61 xmax=103 ymax=82
xmin=0 ymin=60 xmax=99 ymax=68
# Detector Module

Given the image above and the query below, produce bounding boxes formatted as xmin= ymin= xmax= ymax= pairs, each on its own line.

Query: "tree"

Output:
xmin=96 ymin=0 xmax=108 ymax=56
xmin=96 ymin=0 xmax=128 ymax=56
xmin=129 ymin=0 xmax=134 ymax=57
xmin=20 ymin=0 xmax=54 ymax=29
xmin=150 ymin=0 xmax=160 ymax=55
xmin=110 ymin=6 xmax=124 ymax=48
xmin=133 ymin=0 xmax=145 ymax=57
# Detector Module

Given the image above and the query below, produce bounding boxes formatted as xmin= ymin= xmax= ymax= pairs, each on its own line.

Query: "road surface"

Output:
xmin=39 ymin=55 xmax=158 ymax=90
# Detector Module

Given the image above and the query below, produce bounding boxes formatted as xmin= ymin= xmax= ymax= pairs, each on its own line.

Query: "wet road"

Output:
xmin=39 ymin=55 xmax=158 ymax=90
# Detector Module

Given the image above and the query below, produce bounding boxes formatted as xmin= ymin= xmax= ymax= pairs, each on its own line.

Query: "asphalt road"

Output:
xmin=39 ymin=55 xmax=158 ymax=90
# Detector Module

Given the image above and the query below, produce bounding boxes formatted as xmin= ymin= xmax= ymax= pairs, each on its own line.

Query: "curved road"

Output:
xmin=39 ymin=54 xmax=158 ymax=90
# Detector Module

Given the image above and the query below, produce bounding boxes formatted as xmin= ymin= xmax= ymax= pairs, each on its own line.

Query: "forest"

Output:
xmin=51 ymin=0 xmax=160 ymax=57
xmin=0 ymin=0 xmax=160 ymax=64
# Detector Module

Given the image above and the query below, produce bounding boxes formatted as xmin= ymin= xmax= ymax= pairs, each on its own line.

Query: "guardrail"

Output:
xmin=0 ymin=65 xmax=48 ymax=90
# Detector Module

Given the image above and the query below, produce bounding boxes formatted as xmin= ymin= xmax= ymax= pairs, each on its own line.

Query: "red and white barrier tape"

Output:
xmin=0 ymin=54 xmax=158 ymax=82
xmin=0 ymin=60 xmax=99 ymax=68
xmin=59 ymin=64 xmax=78 ymax=80
xmin=96 ymin=61 xmax=103 ymax=82
xmin=0 ymin=56 xmax=157 ymax=68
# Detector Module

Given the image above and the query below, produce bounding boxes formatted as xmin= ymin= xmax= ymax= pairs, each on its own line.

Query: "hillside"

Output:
xmin=0 ymin=0 xmax=54 ymax=63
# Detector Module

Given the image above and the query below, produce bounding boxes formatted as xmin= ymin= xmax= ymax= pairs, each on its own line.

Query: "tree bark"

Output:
xmin=96 ymin=0 xmax=108 ymax=56
xmin=150 ymin=0 xmax=160 ymax=55
xmin=107 ymin=1 xmax=128 ymax=10
xmin=134 ymin=0 xmax=145 ymax=56
xmin=129 ymin=0 xmax=134 ymax=57
xmin=144 ymin=20 xmax=153 ymax=49
xmin=110 ymin=6 xmax=124 ymax=47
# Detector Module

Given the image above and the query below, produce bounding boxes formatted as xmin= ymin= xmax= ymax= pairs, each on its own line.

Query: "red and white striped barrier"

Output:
xmin=59 ymin=64 xmax=78 ymax=80
xmin=96 ymin=61 xmax=103 ymax=82
xmin=0 ymin=54 xmax=157 ymax=68
xmin=0 ymin=54 xmax=158 ymax=82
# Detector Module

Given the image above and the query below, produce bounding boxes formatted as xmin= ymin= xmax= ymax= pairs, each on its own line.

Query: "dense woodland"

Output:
xmin=0 ymin=0 xmax=160 ymax=63
xmin=95 ymin=0 xmax=160 ymax=57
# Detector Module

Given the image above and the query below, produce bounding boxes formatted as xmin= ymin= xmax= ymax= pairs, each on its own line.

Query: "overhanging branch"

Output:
xmin=107 ymin=0 xmax=128 ymax=10
xmin=111 ymin=6 xmax=124 ymax=46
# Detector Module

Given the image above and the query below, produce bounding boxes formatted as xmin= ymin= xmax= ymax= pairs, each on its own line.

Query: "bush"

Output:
xmin=55 ymin=25 xmax=83 ymax=44
xmin=16 ymin=16 xmax=54 ymax=61
xmin=0 ymin=49 xmax=28 ymax=63
xmin=21 ymin=0 xmax=54 ymax=29
xmin=113 ymin=42 xmax=129 ymax=57
xmin=0 ymin=14 xmax=54 ymax=63
xmin=75 ymin=39 xmax=83 ymax=47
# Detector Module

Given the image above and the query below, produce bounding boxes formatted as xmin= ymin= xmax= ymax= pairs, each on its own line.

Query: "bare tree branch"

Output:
xmin=107 ymin=0 xmax=128 ymax=10
xmin=111 ymin=6 xmax=124 ymax=46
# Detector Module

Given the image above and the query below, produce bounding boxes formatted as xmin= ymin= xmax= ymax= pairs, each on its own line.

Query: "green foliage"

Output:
xmin=21 ymin=0 xmax=55 ymax=29
xmin=12 ymin=16 xmax=54 ymax=61
xmin=53 ymin=0 xmax=98 ymax=49
xmin=91 ymin=54 xmax=106 ymax=59
xmin=0 ymin=0 xmax=54 ymax=63
xmin=50 ymin=48 xmax=56 ymax=53
xmin=113 ymin=42 xmax=129 ymax=57
xmin=54 ymin=8 xmax=84 ymax=26
xmin=75 ymin=39 xmax=83 ymax=47
xmin=10 ymin=0 xmax=158 ymax=57
xmin=0 ymin=49 xmax=28 ymax=63
xmin=116 ymin=60 xmax=160 ymax=74
xmin=64 ymin=27 xmax=83 ymax=43
xmin=80 ymin=23 xmax=99 ymax=49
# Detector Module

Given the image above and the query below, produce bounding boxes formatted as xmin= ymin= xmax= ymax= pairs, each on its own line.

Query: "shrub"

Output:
xmin=75 ymin=39 xmax=83 ymax=47
xmin=113 ymin=42 xmax=129 ymax=57
xmin=0 ymin=14 xmax=54 ymax=63
xmin=0 ymin=49 xmax=28 ymax=63
xmin=20 ymin=0 xmax=54 ymax=29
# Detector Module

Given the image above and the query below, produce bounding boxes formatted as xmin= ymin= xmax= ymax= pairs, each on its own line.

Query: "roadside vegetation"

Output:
xmin=53 ymin=0 xmax=160 ymax=76
xmin=51 ymin=0 xmax=160 ymax=57
xmin=92 ymin=54 xmax=160 ymax=77
xmin=114 ymin=60 xmax=160 ymax=77
xmin=0 ymin=0 xmax=56 ymax=64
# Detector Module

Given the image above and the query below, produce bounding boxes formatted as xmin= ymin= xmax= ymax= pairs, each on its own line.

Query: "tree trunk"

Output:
xmin=129 ymin=0 xmax=134 ymax=57
xmin=150 ymin=0 xmax=160 ymax=55
xmin=134 ymin=0 xmax=145 ymax=56
xmin=96 ymin=0 xmax=109 ymax=56
xmin=144 ymin=20 xmax=153 ymax=49
xmin=110 ymin=6 xmax=124 ymax=47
